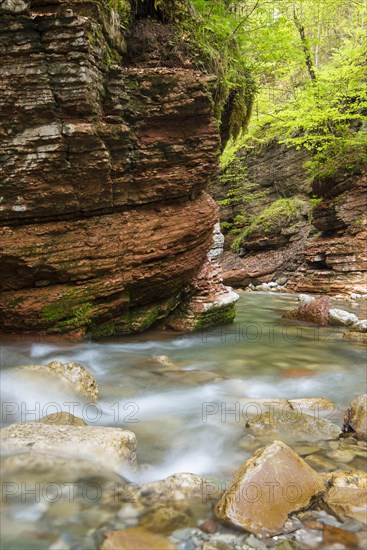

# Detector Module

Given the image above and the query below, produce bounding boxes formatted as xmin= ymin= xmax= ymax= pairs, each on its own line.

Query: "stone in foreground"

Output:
xmin=100 ymin=527 xmax=174 ymax=550
xmin=25 ymin=361 xmax=98 ymax=402
xmin=322 ymin=471 xmax=367 ymax=524
xmin=0 ymin=422 xmax=136 ymax=472
xmin=215 ymin=441 xmax=325 ymax=535
xmin=343 ymin=394 xmax=367 ymax=440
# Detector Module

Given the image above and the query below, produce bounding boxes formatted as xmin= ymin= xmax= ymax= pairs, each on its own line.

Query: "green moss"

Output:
xmin=89 ymin=320 xmax=118 ymax=338
xmin=102 ymin=0 xmax=131 ymax=27
xmin=193 ymin=301 xmax=237 ymax=331
xmin=231 ymin=197 xmax=305 ymax=253
xmin=41 ymin=290 xmax=95 ymax=333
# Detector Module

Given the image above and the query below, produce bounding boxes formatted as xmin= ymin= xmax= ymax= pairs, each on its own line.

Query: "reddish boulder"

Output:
xmin=282 ymin=296 xmax=331 ymax=326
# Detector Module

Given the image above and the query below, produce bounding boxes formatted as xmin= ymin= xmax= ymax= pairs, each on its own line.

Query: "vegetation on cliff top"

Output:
xmin=219 ymin=0 xmax=366 ymax=179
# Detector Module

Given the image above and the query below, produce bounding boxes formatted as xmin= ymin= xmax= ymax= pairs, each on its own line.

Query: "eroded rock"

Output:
xmin=0 ymin=3 xmax=234 ymax=337
xmin=25 ymin=361 xmax=98 ymax=402
xmin=0 ymin=422 xmax=137 ymax=472
xmin=343 ymin=394 xmax=367 ymax=440
xmin=322 ymin=471 xmax=367 ymax=524
xmin=138 ymin=473 xmax=221 ymax=510
xmin=245 ymin=409 xmax=341 ymax=444
xmin=215 ymin=441 xmax=325 ymax=535
xmin=139 ymin=506 xmax=194 ymax=534
xmin=282 ymin=296 xmax=330 ymax=326
xmin=39 ymin=411 xmax=86 ymax=426
xmin=343 ymin=331 xmax=367 ymax=344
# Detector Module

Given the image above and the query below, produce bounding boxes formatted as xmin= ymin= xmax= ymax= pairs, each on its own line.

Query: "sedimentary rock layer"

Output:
xmin=212 ymin=138 xmax=367 ymax=294
xmin=0 ymin=0 xmax=235 ymax=334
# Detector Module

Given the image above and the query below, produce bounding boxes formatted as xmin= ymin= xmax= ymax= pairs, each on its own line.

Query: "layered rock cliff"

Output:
xmin=211 ymin=140 xmax=367 ymax=295
xmin=0 ymin=0 xmax=238 ymax=336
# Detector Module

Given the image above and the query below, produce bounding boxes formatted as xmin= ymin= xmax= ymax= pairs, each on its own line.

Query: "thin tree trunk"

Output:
xmin=293 ymin=7 xmax=317 ymax=81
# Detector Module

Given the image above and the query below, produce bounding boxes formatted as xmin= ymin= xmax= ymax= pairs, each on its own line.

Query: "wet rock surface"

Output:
xmin=322 ymin=471 xmax=367 ymax=524
xmin=343 ymin=395 xmax=367 ymax=440
xmin=215 ymin=441 xmax=325 ymax=535
xmin=0 ymin=421 xmax=137 ymax=472
xmin=24 ymin=361 xmax=98 ymax=402
xmin=39 ymin=411 xmax=87 ymax=426
xmin=245 ymin=409 xmax=341 ymax=443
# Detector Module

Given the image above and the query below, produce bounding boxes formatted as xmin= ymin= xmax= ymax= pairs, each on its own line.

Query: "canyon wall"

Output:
xmin=0 ymin=0 xmax=237 ymax=336
xmin=211 ymin=140 xmax=367 ymax=295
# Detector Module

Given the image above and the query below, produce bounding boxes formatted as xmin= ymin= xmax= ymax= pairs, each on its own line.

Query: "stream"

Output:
xmin=1 ymin=291 xmax=366 ymax=548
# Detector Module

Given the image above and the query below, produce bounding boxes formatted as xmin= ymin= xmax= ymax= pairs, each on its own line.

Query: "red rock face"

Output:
xmin=0 ymin=1 xmax=232 ymax=335
xmin=212 ymin=135 xmax=367 ymax=294
xmin=289 ymin=173 xmax=367 ymax=295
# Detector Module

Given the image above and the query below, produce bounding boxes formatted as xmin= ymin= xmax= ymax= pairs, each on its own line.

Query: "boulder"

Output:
xmin=139 ymin=506 xmax=194 ymax=534
xmin=24 ymin=361 xmax=98 ymax=402
xmin=151 ymin=355 xmax=179 ymax=369
xmin=354 ymin=319 xmax=367 ymax=333
xmin=322 ymin=471 xmax=367 ymax=524
xmin=328 ymin=309 xmax=359 ymax=326
xmin=282 ymin=296 xmax=330 ymax=326
xmin=100 ymin=527 xmax=174 ymax=550
xmin=343 ymin=395 xmax=367 ymax=439
xmin=215 ymin=441 xmax=325 ymax=535
xmin=343 ymin=331 xmax=367 ymax=344
xmin=288 ymin=398 xmax=338 ymax=419
xmin=245 ymin=409 xmax=341 ymax=443
xmin=138 ymin=473 xmax=222 ymax=510
xmin=39 ymin=412 xmax=86 ymax=426
xmin=1 ymin=452 xmax=125 ymax=489
xmin=0 ymin=422 xmax=137 ymax=472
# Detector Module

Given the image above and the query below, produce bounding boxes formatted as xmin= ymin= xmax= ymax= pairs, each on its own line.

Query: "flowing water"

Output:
xmin=1 ymin=292 xmax=366 ymax=548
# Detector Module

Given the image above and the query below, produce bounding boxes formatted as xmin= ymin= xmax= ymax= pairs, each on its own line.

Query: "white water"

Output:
xmin=1 ymin=293 xmax=366 ymax=484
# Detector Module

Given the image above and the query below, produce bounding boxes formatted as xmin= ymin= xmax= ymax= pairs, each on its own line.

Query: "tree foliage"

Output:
xmin=220 ymin=0 xmax=367 ymax=178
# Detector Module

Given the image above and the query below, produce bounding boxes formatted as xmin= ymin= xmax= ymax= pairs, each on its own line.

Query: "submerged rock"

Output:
xmin=282 ymin=296 xmax=330 ymax=326
xmin=39 ymin=411 xmax=86 ymax=426
xmin=215 ymin=440 xmax=325 ymax=535
xmin=328 ymin=308 xmax=359 ymax=326
xmin=24 ymin=361 xmax=98 ymax=402
xmin=354 ymin=319 xmax=367 ymax=332
xmin=322 ymin=524 xmax=359 ymax=549
xmin=0 ymin=422 xmax=136 ymax=472
xmin=139 ymin=506 xmax=194 ymax=534
xmin=151 ymin=355 xmax=179 ymax=369
xmin=100 ymin=527 xmax=174 ymax=550
xmin=288 ymin=398 xmax=338 ymax=418
xmin=138 ymin=473 xmax=222 ymax=509
xmin=343 ymin=331 xmax=367 ymax=344
xmin=343 ymin=394 xmax=367 ymax=440
xmin=245 ymin=409 xmax=341 ymax=443
xmin=322 ymin=471 xmax=367 ymax=524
